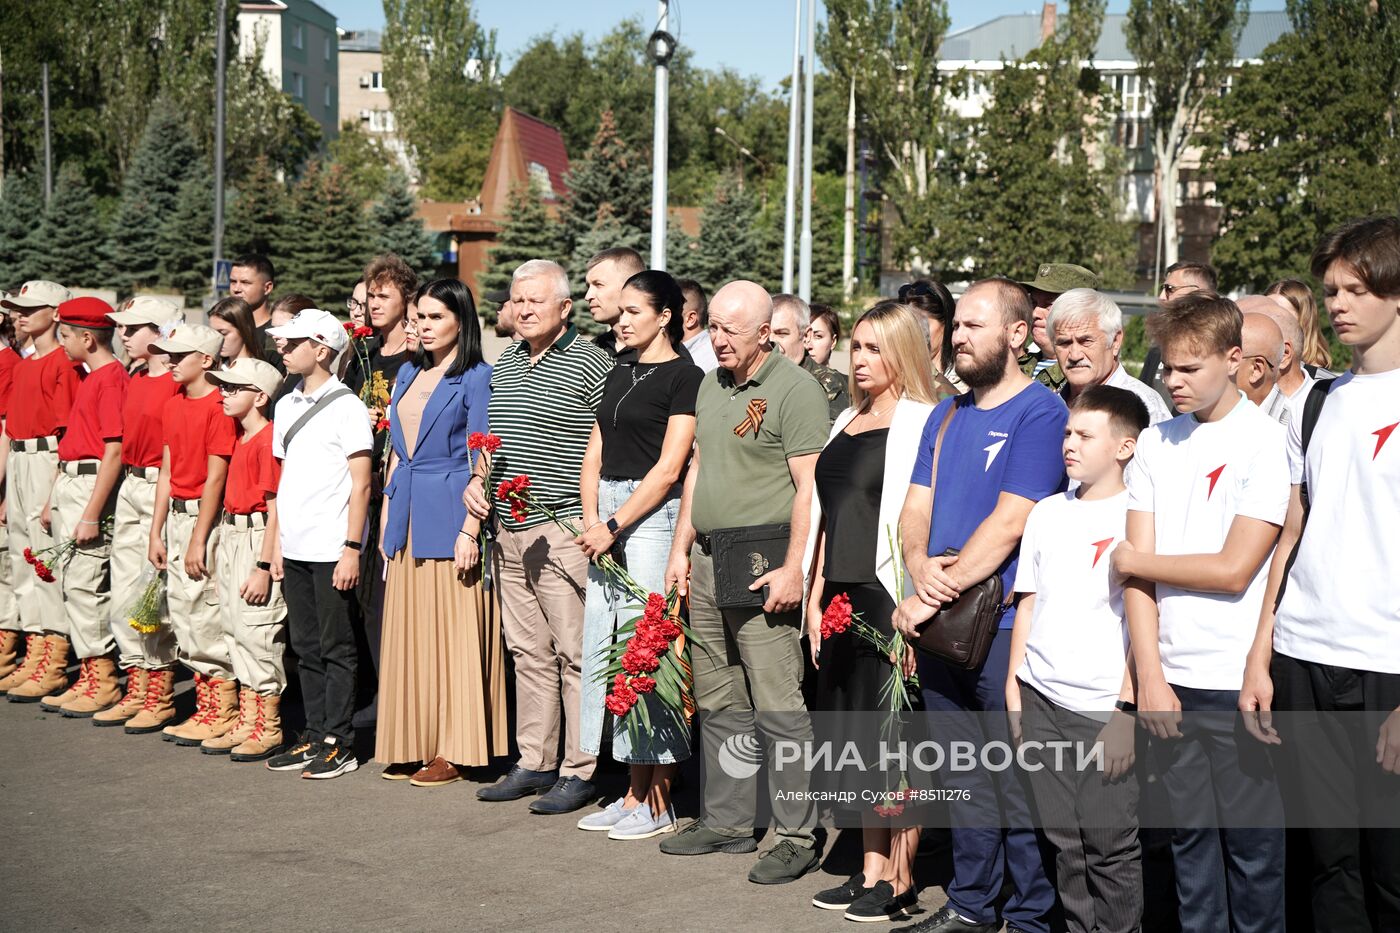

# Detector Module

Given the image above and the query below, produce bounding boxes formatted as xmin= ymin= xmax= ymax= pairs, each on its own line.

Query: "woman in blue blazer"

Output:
xmin=375 ymin=279 xmax=507 ymax=787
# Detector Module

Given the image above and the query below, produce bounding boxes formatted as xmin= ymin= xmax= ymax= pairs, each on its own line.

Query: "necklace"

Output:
xmin=612 ymin=364 xmax=660 ymax=428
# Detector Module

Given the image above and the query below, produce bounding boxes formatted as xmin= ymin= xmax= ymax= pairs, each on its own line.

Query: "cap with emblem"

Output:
xmin=55 ymin=296 xmax=117 ymax=329
xmin=205 ymin=358 xmax=283 ymax=398
xmin=152 ymin=323 xmax=224 ymax=358
xmin=266 ymin=307 xmax=349 ymax=353
xmin=1019 ymin=263 xmax=1101 ymax=295
xmin=1 ymin=280 xmax=72 ymax=311
xmin=108 ymin=295 xmax=184 ymax=327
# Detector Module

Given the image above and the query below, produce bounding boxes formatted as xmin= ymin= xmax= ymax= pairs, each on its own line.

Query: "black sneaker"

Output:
xmin=265 ymin=735 xmax=321 ymax=772
xmin=893 ymin=905 xmax=998 ymax=933
xmin=845 ymin=880 xmax=918 ymax=922
xmin=812 ymin=872 xmax=870 ymax=910
xmin=301 ymin=739 xmax=359 ymax=780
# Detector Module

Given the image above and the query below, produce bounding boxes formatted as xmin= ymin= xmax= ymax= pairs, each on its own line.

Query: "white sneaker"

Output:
xmin=608 ymin=803 xmax=677 ymax=840
xmin=576 ymin=797 xmax=630 ymax=831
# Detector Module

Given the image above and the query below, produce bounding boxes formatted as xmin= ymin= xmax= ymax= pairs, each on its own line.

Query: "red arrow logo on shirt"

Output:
xmin=1206 ymin=464 xmax=1226 ymax=499
xmin=1374 ymin=422 xmax=1399 ymax=460
xmin=1091 ymin=537 xmax=1115 ymax=568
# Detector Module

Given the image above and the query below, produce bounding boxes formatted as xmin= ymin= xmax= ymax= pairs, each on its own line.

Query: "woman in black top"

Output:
xmin=575 ymin=271 xmax=702 ymax=841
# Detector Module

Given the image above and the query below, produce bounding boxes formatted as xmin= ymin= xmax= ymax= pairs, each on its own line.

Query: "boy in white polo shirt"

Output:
xmin=1242 ymin=215 xmax=1400 ymax=932
xmin=262 ymin=309 xmax=372 ymax=780
xmin=1112 ymin=293 xmax=1289 ymax=933
xmin=1008 ymin=384 xmax=1150 ymax=933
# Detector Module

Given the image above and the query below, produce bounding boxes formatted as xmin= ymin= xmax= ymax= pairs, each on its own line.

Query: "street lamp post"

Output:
xmin=798 ymin=0 xmax=815 ymax=302
xmin=647 ymin=2 xmax=675 ymax=271
xmin=212 ymin=0 xmax=228 ymax=297
xmin=782 ymin=0 xmax=802 ymax=293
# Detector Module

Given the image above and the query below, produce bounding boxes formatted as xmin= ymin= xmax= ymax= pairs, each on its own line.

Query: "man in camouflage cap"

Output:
xmin=1016 ymin=262 xmax=1101 ymax=391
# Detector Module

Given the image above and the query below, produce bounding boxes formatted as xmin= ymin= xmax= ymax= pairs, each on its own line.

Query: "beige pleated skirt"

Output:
xmin=374 ymin=545 xmax=508 ymax=767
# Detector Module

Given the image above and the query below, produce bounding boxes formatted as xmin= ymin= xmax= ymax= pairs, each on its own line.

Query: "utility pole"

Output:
xmin=41 ymin=62 xmax=52 ymax=204
xmin=798 ymin=0 xmax=815 ymax=301
xmin=0 ymin=48 xmax=6 ymax=195
xmin=212 ymin=0 xmax=228 ymax=297
xmin=647 ymin=1 xmax=674 ymax=270
xmin=842 ymin=78 xmax=856 ymax=300
xmin=782 ymin=0 xmax=802 ymax=293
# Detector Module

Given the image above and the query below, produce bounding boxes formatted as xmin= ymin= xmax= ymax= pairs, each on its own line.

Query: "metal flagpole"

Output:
xmin=798 ymin=0 xmax=815 ymax=301
xmin=649 ymin=1 xmax=671 ymax=270
xmin=782 ymin=0 xmax=802 ymax=293
xmin=212 ymin=0 xmax=228 ymax=297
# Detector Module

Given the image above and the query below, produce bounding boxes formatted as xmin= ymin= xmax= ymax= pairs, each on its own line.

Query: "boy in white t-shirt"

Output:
xmin=1007 ymin=384 xmax=1150 ymax=933
xmin=1241 ymin=216 xmax=1400 ymax=932
xmin=1113 ymin=293 xmax=1289 ymax=933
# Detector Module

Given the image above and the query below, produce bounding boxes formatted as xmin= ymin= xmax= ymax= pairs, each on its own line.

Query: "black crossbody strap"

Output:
xmin=1276 ymin=377 xmax=1335 ymax=610
xmin=283 ymin=388 xmax=356 ymax=451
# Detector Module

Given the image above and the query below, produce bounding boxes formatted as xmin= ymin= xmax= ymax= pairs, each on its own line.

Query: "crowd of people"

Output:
xmin=0 ymin=214 xmax=1397 ymax=933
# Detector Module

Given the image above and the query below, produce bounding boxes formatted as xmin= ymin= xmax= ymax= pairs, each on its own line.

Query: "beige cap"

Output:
xmin=2 ymin=280 xmax=72 ymax=310
xmin=108 ymin=295 xmax=184 ymax=327
xmin=205 ymin=358 xmax=283 ymax=398
xmin=152 ymin=323 xmax=223 ymax=358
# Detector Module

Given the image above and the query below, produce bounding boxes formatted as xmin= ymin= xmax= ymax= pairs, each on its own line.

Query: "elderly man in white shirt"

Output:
xmin=1237 ymin=310 xmax=1292 ymax=427
xmin=1239 ymin=294 xmax=1316 ymax=421
xmin=1047 ymin=288 xmax=1173 ymax=424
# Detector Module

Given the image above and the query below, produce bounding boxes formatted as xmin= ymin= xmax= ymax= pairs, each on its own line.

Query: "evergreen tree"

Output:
xmin=279 ymin=162 xmax=372 ymax=306
xmin=106 ymin=100 xmax=201 ymax=292
xmin=560 ymin=110 xmax=652 ymax=282
xmin=224 ymin=155 xmax=290 ymax=259
xmin=0 ymin=173 xmax=48 ymax=290
xmin=477 ymin=181 xmax=564 ymax=321
xmin=38 ymin=164 xmax=104 ymax=288
xmin=664 ymin=222 xmax=698 ymax=282
xmin=371 ymin=170 xmax=435 ymax=276
xmin=692 ymin=172 xmax=763 ymax=293
xmin=159 ymin=163 xmax=215 ymax=303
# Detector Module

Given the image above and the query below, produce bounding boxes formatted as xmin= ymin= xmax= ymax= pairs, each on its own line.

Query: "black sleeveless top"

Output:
xmin=814 ymin=428 xmax=888 ymax=583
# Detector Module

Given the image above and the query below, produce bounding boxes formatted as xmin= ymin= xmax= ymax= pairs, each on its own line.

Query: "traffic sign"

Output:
xmin=215 ymin=259 xmax=233 ymax=294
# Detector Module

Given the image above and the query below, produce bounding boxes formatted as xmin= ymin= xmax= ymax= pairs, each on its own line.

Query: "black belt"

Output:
xmin=695 ymin=533 xmax=712 ymax=556
xmin=223 ymin=512 xmax=267 ymax=528
xmin=59 ymin=460 xmax=100 ymax=476
xmin=10 ymin=436 xmax=56 ymax=453
xmin=170 ymin=498 xmax=200 ymax=515
xmin=124 ymin=465 xmax=158 ymax=481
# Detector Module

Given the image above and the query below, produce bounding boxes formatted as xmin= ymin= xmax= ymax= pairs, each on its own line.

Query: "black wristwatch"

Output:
xmin=255 ymin=561 xmax=272 ymax=572
xmin=1114 ymin=699 xmax=1137 ymax=713
xmin=606 ymin=516 xmax=621 ymax=535
xmin=343 ymin=539 xmax=363 ymax=552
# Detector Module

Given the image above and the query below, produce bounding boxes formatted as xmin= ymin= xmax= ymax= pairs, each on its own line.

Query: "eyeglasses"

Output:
xmin=346 ymin=297 xmax=366 ymax=312
xmin=1158 ymin=282 xmax=1201 ymax=299
xmin=218 ymin=384 xmax=257 ymax=396
xmin=1244 ymin=354 xmax=1277 ymax=371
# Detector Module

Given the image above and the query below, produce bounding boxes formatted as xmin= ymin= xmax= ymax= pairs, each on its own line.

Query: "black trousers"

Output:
xmin=1271 ymin=652 xmax=1400 ymax=932
xmin=283 ymin=558 xmax=359 ymax=745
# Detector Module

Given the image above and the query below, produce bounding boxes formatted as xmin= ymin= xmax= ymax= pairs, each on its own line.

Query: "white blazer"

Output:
xmin=802 ymin=397 xmax=937 ymax=605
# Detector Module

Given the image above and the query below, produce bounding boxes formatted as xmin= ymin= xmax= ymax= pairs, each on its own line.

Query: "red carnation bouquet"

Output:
xmin=23 ymin=517 xmax=114 ymax=583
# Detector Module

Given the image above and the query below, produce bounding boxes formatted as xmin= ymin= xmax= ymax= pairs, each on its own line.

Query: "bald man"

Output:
xmin=1238 ymin=309 xmax=1290 ymax=425
xmin=661 ymin=280 xmax=827 ymax=882
xmin=1244 ymin=294 xmax=1315 ymax=419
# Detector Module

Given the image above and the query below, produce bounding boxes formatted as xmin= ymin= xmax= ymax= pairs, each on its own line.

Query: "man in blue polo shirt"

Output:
xmin=893 ymin=278 xmax=1068 ymax=933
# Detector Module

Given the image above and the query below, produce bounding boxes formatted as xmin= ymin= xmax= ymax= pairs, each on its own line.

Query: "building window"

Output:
xmin=1112 ymin=73 xmax=1149 ymax=150
xmin=291 ymin=72 xmax=304 ymax=100
xmin=324 ymin=85 xmax=332 ymax=108
xmin=370 ymin=71 xmax=385 ymax=91
xmin=324 ymin=36 xmax=331 ymax=61
xmin=292 ymin=23 xmax=304 ymax=49
xmin=364 ymin=110 xmax=395 ymax=133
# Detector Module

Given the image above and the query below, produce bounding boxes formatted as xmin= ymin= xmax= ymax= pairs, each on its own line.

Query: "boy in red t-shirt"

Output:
xmin=0 ymin=306 xmax=29 ymax=677
xmin=202 ymin=359 xmax=288 ymax=761
xmin=97 ymin=297 xmax=186 ymax=731
xmin=28 ymin=298 xmax=130 ymax=713
xmin=148 ymin=324 xmax=239 ymax=744
xmin=0 ymin=280 xmax=79 ymax=700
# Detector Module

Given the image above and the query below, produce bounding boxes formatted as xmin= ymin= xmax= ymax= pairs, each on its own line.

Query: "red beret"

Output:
xmin=56 ymin=296 xmax=117 ymax=329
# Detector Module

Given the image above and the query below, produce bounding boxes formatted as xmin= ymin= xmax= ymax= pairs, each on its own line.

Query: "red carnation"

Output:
xmin=821 ymin=593 xmax=854 ymax=639
xmin=873 ymin=802 xmax=906 ymax=818
xmin=353 ymin=325 xmax=374 ymax=339
xmin=483 ymin=434 xmax=502 ymax=453
xmin=509 ymin=502 xmax=529 ymax=523
xmin=614 ymin=672 xmax=629 ymax=690
xmin=496 ymin=480 xmax=512 ymax=501
xmin=621 ymin=646 xmax=661 ymax=675
xmin=605 ymin=685 xmax=638 ymax=716
xmin=22 ymin=547 xmax=34 ymax=564
xmin=341 ymin=321 xmax=354 ymax=332
xmin=630 ymin=675 xmax=657 ymax=694
xmin=468 ymin=432 xmax=487 ymax=450
xmin=375 ymin=418 xmax=390 ymax=432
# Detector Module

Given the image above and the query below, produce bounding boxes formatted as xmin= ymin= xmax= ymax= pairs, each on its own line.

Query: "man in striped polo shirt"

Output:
xmin=466 ymin=258 xmax=614 ymax=814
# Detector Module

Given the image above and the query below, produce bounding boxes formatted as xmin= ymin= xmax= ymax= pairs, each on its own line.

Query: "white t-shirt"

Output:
xmin=1274 ymin=368 xmax=1400 ymax=672
xmin=1014 ymin=489 xmax=1130 ymax=717
xmin=1125 ymin=394 xmax=1289 ymax=689
xmin=273 ymin=375 xmax=373 ymax=562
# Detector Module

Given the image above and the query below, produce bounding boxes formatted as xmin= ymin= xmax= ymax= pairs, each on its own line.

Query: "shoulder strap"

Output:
xmin=1276 ymin=377 xmax=1335 ymax=610
xmin=927 ymin=401 xmax=958 ymax=504
xmin=283 ymin=387 xmax=356 ymax=451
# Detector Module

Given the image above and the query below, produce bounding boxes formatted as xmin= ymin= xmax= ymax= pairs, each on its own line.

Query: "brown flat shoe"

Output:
xmin=381 ymin=762 xmax=421 ymax=781
xmin=410 ymin=757 xmax=462 ymax=787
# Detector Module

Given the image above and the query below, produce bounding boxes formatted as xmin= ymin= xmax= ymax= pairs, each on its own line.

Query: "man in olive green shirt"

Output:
xmin=662 ymin=280 xmax=829 ymax=884
xmin=1017 ymin=262 xmax=1101 ymax=392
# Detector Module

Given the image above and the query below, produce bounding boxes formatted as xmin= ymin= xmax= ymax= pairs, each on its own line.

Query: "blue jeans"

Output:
xmin=579 ymin=479 xmax=690 ymax=765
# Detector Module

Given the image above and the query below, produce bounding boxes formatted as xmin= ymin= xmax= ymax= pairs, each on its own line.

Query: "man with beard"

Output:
xmin=1048 ymin=288 xmax=1171 ymax=425
xmin=892 ymin=278 xmax=1067 ymax=933
xmin=1018 ymin=263 xmax=1101 ymax=392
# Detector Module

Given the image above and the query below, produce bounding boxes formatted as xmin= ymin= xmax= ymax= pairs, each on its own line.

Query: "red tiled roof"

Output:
xmin=509 ymin=109 xmax=571 ymax=202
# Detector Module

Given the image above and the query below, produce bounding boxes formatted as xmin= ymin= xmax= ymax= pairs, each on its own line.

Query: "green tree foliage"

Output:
xmin=560 ymin=111 xmax=652 ymax=281
xmin=0 ymin=174 xmax=48 ymax=290
xmin=38 ymin=164 xmax=104 ymax=288
xmin=372 ymin=170 xmax=436 ymax=275
xmin=1206 ymin=0 xmax=1400 ymax=292
xmin=327 ymin=122 xmax=394 ymax=206
xmin=279 ymin=162 xmax=372 ymax=306
xmin=692 ymin=172 xmax=764 ymax=293
xmin=930 ymin=0 xmax=1135 ymax=285
xmin=105 ymin=100 xmax=202 ymax=292
xmin=382 ymin=0 xmax=500 ymax=199
xmin=159 ymin=163 xmax=215 ymax=303
xmin=477 ymin=182 xmax=564 ymax=317
xmin=224 ymin=156 xmax=291 ymax=259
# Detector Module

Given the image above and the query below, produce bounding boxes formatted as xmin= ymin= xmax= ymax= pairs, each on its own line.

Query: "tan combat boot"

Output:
xmin=124 ymin=668 xmax=176 ymax=734
xmin=201 ymin=686 xmax=256 ymax=755
xmin=231 ymin=694 xmax=284 ymax=763
xmin=168 ymin=677 xmax=239 ymax=747
xmin=7 ymin=634 xmax=71 ymax=703
xmin=93 ymin=668 xmax=149 ymax=727
xmin=61 ymin=657 xmax=122 ymax=718
xmin=162 ymin=673 xmax=211 ymax=744
xmin=41 ymin=657 xmax=92 ymax=711
xmin=0 ymin=630 xmax=21 ymax=680
xmin=0 ymin=634 xmax=42 ymax=694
